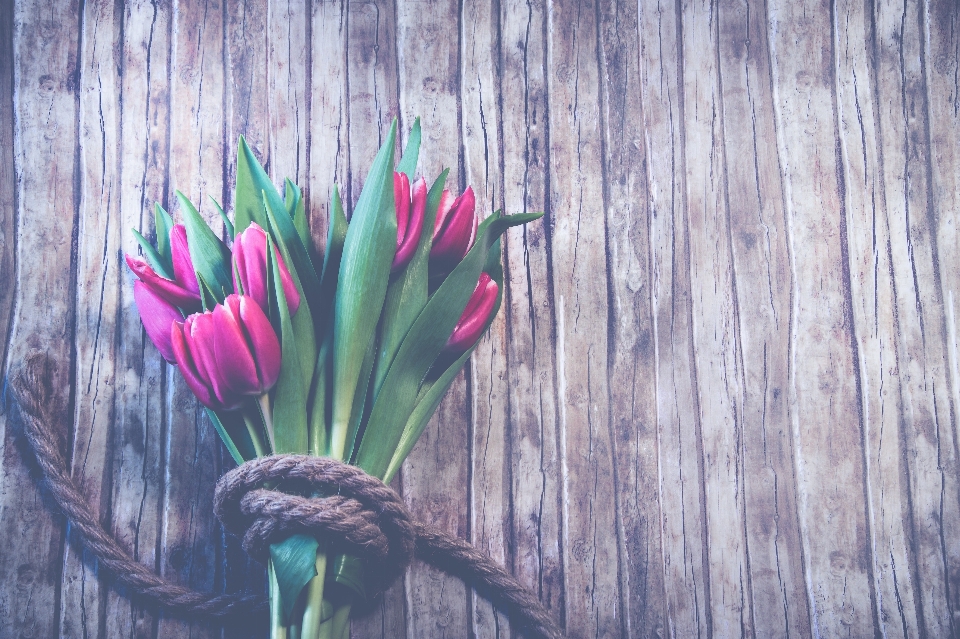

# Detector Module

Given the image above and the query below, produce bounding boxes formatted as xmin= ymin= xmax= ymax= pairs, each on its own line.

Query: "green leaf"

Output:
xmin=154 ymin=203 xmax=174 ymax=272
xmin=263 ymin=191 xmax=318 ymax=385
xmin=177 ymin=191 xmax=233 ymax=302
xmin=132 ymin=228 xmax=173 ymax=280
xmin=372 ymin=171 xmax=447 ymax=396
xmin=205 ymin=409 xmax=249 ymax=465
xmin=382 ymin=239 xmax=505 ymax=483
xmin=330 ymin=120 xmax=398 ymax=460
xmin=195 ymin=272 xmax=220 ymax=312
xmin=308 ymin=329 xmax=333 ymax=456
xmin=354 ymin=211 xmax=542 ymax=478
xmin=331 ymin=555 xmax=366 ymax=600
xmin=268 ymin=240 xmax=309 ymax=454
xmin=344 ymin=337 xmax=376 ymax=463
xmin=234 ymin=136 xmax=273 ymax=235
xmin=285 ymin=178 xmax=310 ymax=250
xmin=317 ymin=186 xmax=349 ymax=337
xmin=396 ymin=117 xmax=421 ymax=181
xmin=210 ymin=196 xmax=234 ymax=241
xmin=270 ymin=535 xmax=320 ymax=623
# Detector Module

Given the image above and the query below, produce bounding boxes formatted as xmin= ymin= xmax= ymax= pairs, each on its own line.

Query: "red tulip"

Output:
xmin=392 ymin=174 xmax=426 ymax=271
xmin=232 ymin=222 xmax=301 ymax=315
xmin=430 ymin=186 xmax=477 ymax=272
xmin=446 ymin=273 xmax=498 ymax=353
xmin=125 ymin=224 xmax=201 ymax=310
xmin=171 ymin=294 xmax=281 ymax=410
xmin=133 ymin=281 xmax=182 ymax=363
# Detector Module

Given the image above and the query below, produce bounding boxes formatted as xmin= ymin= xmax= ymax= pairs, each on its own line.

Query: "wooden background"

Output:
xmin=2 ymin=0 xmax=960 ymax=637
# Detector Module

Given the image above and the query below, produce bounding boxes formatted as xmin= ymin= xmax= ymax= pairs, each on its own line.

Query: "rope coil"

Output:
xmin=8 ymin=354 xmax=561 ymax=639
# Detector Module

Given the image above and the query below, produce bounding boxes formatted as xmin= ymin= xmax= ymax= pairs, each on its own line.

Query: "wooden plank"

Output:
xmin=865 ymin=0 xmax=960 ymax=634
xmin=0 ymin=0 xmax=81 ymax=636
xmin=392 ymin=0 xmax=469 ymax=635
xmin=498 ymin=0 xmax=565 ymax=630
xmin=0 ymin=0 xmax=16 ymax=372
xmin=766 ymin=0 xmax=879 ymax=634
xmin=636 ymin=1 xmax=710 ymax=634
xmin=158 ymin=1 xmax=228 ymax=636
xmin=545 ymin=0 xmax=621 ymax=635
xmin=347 ymin=0 xmax=399 ymax=209
xmin=596 ymin=0 xmax=668 ymax=635
xmin=677 ymin=2 xmax=755 ymax=634
xmin=59 ymin=0 xmax=123 ymax=634
xmin=107 ymin=0 xmax=177 ymax=635
xmin=267 ymin=0 xmax=309 ymax=189
xmin=460 ymin=0 xmax=510 ymax=635
xmin=307 ymin=0 xmax=348 ymax=255
xmin=716 ymin=0 xmax=810 ymax=636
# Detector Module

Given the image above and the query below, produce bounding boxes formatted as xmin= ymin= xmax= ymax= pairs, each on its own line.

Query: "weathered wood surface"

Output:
xmin=1 ymin=0 xmax=960 ymax=637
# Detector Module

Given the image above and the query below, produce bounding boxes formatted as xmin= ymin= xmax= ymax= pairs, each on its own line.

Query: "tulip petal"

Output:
xmin=133 ymin=281 xmax=181 ymax=363
xmin=393 ymin=176 xmax=426 ymax=271
xmin=126 ymin=254 xmax=202 ymax=310
xmin=394 ymin=172 xmax=411 ymax=243
xmin=446 ymin=272 xmax=498 ymax=353
xmin=171 ymin=320 xmax=218 ymax=408
xmin=170 ymin=224 xmax=201 ymax=296
xmin=237 ymin=295 xmax=282 ymax=390
xmin=232 ymin=223 xmax=300 ymax=315
xmin=187 ymin=312 xmax=241 ymax=408
xmin=431 ymin=186 xmax=476 ymax=270
xmin=432 ymin=189 xmax=456 ymax=238
xmin=212 ymin=297 xmax=262 ymax=397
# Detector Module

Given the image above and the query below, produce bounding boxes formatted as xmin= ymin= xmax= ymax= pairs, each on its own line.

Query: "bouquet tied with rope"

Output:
xmin=122 ymin=118 xmax=546 ymax=638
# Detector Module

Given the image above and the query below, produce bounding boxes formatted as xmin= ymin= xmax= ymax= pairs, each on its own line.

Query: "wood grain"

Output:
xmin=3 ymin=1 xmax=960 ymax=638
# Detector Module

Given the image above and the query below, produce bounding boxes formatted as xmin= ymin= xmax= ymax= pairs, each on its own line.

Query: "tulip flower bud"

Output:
xmin=171 ymin=294 xmax=282 ymax=410
xmin=232 ymin=222 xmax=301 ymax=315
xmin=446 ymin=272 xmax=498 ymax=354
xmin=430 ymin=186 xmax=477 ymax=273
xmin=125 ymin=223 xmax=202 ymax=311
xmin=393 ymin=174 xmax=426 ymax=272
xmin=133 ymin=281 xmax=182 ymax=363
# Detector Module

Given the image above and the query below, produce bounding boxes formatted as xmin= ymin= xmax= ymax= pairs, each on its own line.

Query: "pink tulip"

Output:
xmin=171 ymin=294 xmax=281 ymax=410
xmin=125 ymin=224 xmax=201 ymax=310
xmin=446 ymin=273 xmax=498 ymax=354
xmin=392 ymin=174 xmax=426 ymax=272
xmin=430 ymin=186 xmax=477 ymax=273
xmin=232 ymin=222 xmax=301 ymax=315
xmin=133 ymin=281 xmax=182 ymax=363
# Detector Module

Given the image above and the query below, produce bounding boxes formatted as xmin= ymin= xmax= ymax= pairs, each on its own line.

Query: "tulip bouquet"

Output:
xmin=125 ymin=119 xmax=541 ymax=638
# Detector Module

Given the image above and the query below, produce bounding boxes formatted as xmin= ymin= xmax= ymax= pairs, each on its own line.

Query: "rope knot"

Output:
xmin=213 ymin=455 xmax=416 ymax=594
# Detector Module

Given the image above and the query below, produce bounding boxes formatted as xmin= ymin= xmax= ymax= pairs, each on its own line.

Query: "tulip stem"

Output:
xmin=268 ymin=559 xmax=288 ymax=639
xmin=241 ymin=409 xmax=267 ymax=458
xmin=258 ymin=393 xmax=275 ymax=451
xmin=300 ymin=550 xmax=328 ymax=638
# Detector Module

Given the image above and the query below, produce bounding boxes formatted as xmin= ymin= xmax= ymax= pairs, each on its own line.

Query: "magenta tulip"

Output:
xmin=133 ymin=281 xmax=182 ymax=363
xmin=232 ymin=222 xmax=301 ymax=315
xmin=392 ymin=174 xmax=426 ymax=272
xmin=446 ymin=272 xmax=498 ymax=354
xmin=125 ymin=224 xmax=201 ymax=310
xmin=430 ymin=186 xmax=477 ymax=273
xmin=171 ymin=294 xmax=281 ymax=410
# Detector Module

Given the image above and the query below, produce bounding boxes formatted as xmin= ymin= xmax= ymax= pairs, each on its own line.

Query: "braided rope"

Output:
xmin=8 ymin=354 xmax=562 ymax=638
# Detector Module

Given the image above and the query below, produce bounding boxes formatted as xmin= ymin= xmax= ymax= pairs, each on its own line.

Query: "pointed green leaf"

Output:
xmin=261 ymin=188 xmax=322 ymax=316
xmin=308 ymin=329 xmax=333 ymax=457
xmin=154 ymin=203 xmax=174 ymax=271
xmin=196 ymin=272 xmax=220 ymax=312
xmin=355 ymin=211 xmax=542 ymax=477
xmin=285 ymin=178 xmax=309 ymax=250
xmin=205 ymin=409 xmax=247 ymax=465
xmin=132 ymin=228 xmax=173 ymax=280
xmin=372 ymin=171 xmax=447 ymax=395
xmin=210 ymin=196 xmax=234 ymax=241
xmin=270 ymin=535 xmax=320 ymax=622
xmin=234 ymin=136 xmax=274 ymax=235
xmin=344 ymin=337 xmax=376 ymax=463
xmin=177 ymin=191 xmax=232 ymax=302
xmin=331 ymin=555 xmax=366 ymax=600
xmin=396 ymin=117 xmax=421 ymax=181
xmin=268 ymin=242 xmax=309 ymax=454
xmin=330 ymin=120 xmax=398 ymax=460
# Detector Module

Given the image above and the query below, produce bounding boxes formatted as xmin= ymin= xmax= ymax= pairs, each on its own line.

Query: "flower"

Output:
xmin=430 ymin=185 xmax=477 ymax=272
xmin=170 ymin=294 xmax=281 ymax=410
xmin=232 ymin=222 xmax=301 ymax=315
xmin=392 ymin=173 xmax=426 ymax=271
xmin=133 ymin=281 xmax=182 ymax=363
xmin=446 ymin=272 xmax=498 ymax=353
xmin=125 ymin=224 xmax=201 ymax=310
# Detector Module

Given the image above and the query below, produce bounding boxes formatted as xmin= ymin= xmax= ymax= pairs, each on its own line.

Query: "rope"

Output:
xmin=8 ymin=353 xmax=562 ymax=639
